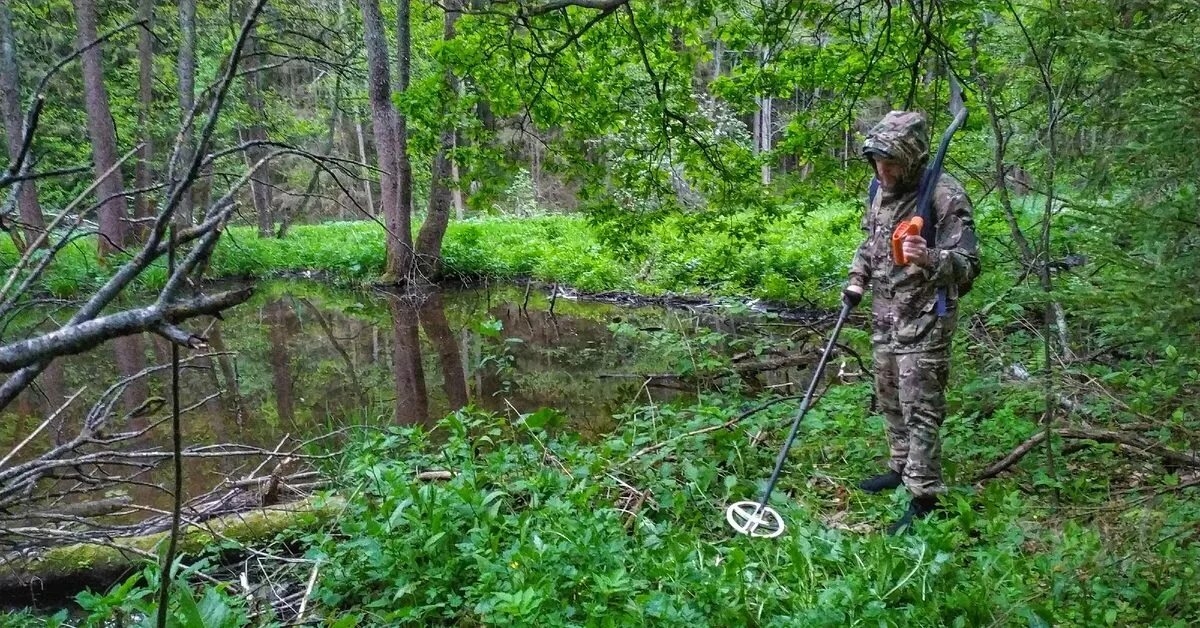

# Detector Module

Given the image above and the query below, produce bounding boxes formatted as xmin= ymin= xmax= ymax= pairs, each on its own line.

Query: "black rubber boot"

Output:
xmin=858 ymin=470 xmax=903 ymax=493
xmin=887 ymin=495 xmax=939 ymax=535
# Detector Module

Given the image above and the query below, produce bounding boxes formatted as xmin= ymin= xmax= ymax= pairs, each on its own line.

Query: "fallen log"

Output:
xmin=0 ymin=495 xmax=344 ymax=605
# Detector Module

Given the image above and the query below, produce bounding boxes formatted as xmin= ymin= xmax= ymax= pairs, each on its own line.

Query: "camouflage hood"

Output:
xmin=862 ymin=110 xmax=929 ymax=191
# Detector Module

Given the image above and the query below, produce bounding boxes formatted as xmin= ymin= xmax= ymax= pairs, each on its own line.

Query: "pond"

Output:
xmin=0 ymin=280 xmax=837 ymax=519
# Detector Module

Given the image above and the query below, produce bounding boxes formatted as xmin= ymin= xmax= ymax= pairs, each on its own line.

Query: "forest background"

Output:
xmin=1 ymin=0 xmax=1199 ymax=625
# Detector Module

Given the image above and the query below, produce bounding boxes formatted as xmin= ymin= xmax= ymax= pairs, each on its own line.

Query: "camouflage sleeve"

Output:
xmin=847 ymin=198 xmax=873 ymax=289
xmin=925 ymin=175 xmax=980 ymax=289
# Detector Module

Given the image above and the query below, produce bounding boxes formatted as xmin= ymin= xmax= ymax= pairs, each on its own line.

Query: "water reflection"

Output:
xmin=420 ymin=292 xmax=469 ymax=414
xmin=390 ymin=294 xmax=429 ymax=426
xmin=1 ymin=281 xmax=811 ymax=509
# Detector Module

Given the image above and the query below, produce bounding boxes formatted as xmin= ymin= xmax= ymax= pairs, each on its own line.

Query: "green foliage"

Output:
xmin=310 ymin=403 xmax=1200 ymax=626
xmin=65 ymin=563 xmax=250 ymax=627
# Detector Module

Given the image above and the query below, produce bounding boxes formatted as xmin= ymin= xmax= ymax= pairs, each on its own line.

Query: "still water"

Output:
xmin=0 ymin=280 xmax=816 ymax=512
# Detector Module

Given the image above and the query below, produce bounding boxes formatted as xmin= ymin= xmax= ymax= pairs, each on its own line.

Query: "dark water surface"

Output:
xmin=1 ymin=281 xmax=816 ymax=515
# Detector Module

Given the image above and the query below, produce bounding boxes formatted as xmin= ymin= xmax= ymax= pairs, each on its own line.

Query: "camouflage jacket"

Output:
xmin=849 ymin=111 xmax=981 ymax=353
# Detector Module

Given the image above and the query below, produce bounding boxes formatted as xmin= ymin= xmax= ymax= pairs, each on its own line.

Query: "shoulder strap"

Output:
xmin=868 ymin=177 xmax=879 ymax=207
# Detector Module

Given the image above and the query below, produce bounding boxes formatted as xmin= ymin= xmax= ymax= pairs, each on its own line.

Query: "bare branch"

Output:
xmin=521 ymin=0 xmax=630 ymax=16
xmin=0 ymin=288 xmax=252 ymax=373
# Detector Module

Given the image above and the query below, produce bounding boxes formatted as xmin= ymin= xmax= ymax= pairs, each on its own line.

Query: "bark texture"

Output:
xmin=72 ymin=0 xmax=131 ymax=256
xmin=414 ymin=0 xmax=462 ymax=276
xmin=359 ymin=0 xmax=412 ymax=281
xmin=0 ymin=3 xmax=45 ymax=249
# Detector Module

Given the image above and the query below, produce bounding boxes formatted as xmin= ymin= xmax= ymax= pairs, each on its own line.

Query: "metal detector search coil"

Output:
xmin=725 ymin=501 xmax=785 ymax=538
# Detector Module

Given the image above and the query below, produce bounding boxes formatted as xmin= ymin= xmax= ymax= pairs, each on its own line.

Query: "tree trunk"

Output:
xmin=416 ymin=134 xmax=455 ymax=275
xmin=971 ymin=34 xmax=1033 ymax=264
xmin=72 ymin=0 xmax=131 ymax=256
xmin=354 ymin=119 xmax=375 ymax=215
xmin=359 ymin=0 xmax=411 ymax=282
xmin=469 ymin=0 xmax=495 ymax=135
xmin=242 ymin=24 xmax=273 ymax=237
xmin=394 ymin=0 xmax=416 ymax=278
xmin=758 ymin=45 xmax=772 ymax=186
xmin=390 ymin=296 xmax=428 ymax=425
xmin=419 ymin=292 xmax=468 ymax=411
xmin=0 ymin=3 xmax=46 ymax=250
xmin=414 ymin=0 xmax=462 ymax=277
xmin=177 ymin=0 xmax=196 ymax=225
xmin=132 ymin=0 xmax=154 ymax=238
xmin=451 ymin=131 xmax=465 ymax=220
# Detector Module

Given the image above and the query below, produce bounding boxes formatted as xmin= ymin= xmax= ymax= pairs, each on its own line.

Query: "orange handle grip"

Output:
xmin=891 ymin=216 xmax=924 ymax=265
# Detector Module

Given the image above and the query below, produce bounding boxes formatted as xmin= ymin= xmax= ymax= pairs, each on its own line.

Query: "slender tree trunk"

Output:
xmin=1039 ymin=88 xmax=1062 ymax=505
xmin=243 ymin=24 xmax=273 ymax=237
xmin=759 ymin=46 xmax=771 ymax=186
xmin=394 ymin=0 xmax=416 ymax=278
xmin=971 ymin=34 xmax=1033 ymax=264
xmin=415 ymin=0 xmax=462 ymax=276
xmin=0 ymin=3 xmax=45 ymax=250
xmin=451 ymin=132 xmax=465 ymax=220
xmin=469 ymin=0 xmax=495 ymax=133
xmin=419 ymin=292 xmax=468 ymax=411
xmin=417 ymin=135 xmax=455 ymax=274
xmin=132 ymin=0 xmax=154 ymax=238
xmin=71 ymin=0 xmax=130 ymax=256
xmin=359 ymin=0 xmax=410 ymax=282
xmin=354 ymin=119 xmax=376 ymax=215
xmin=177 ymin=0 xmax=196 ymax=225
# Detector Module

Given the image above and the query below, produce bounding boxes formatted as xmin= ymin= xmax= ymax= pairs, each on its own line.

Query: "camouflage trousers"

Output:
xmin=873 ymin=345 xmax=950 ymax=497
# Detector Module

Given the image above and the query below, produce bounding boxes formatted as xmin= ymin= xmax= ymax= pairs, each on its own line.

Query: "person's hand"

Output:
xmin=842 ymin=284 xmax=864 ymax=308
xmin=902 ymin=235 xmax=933 ymax=268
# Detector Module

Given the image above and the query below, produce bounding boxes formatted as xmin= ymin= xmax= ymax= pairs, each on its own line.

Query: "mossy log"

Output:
xmin=0 ymin=495 xmax=344 ymax=605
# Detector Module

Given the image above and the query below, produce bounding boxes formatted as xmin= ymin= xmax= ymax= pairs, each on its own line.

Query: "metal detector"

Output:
xmin=725 ymin=299 xmax=852 ymax=538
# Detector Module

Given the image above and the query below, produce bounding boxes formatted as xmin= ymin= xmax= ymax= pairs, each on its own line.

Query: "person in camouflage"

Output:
xmin=841 ymin=110 xmax=980 ymax=534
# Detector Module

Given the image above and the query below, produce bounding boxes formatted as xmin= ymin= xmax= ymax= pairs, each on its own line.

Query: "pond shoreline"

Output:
xmin=244 ymin=268 xmax=843 ymax=324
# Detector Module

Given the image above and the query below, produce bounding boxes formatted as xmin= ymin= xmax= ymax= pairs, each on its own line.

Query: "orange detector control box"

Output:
xmin=891 ymin=216 xmax=924 ymax=265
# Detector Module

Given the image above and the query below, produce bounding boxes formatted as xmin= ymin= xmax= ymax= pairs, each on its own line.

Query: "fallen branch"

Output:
xmin=620 ymin=394 xmax=804 ymax=466
xmin=0 ymin=288 xmax=252 ymax=372
xmin=975 ymin=427 xmax=1200 ymax=482
xmin=416 ymin=470 xmax=454 ymax=481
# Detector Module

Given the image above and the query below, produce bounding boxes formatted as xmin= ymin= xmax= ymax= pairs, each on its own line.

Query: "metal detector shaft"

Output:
xmin=754 ymin=299 xmax=853 ymax=512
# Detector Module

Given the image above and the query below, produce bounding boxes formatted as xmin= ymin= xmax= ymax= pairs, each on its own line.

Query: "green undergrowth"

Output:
xmin=0 ymin=204 xmax=868 ymax=307
xmin=209 ymin=206 xmax=867 ymax=305
xmin=301 ymin=399 xmax=1200 ymax=626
